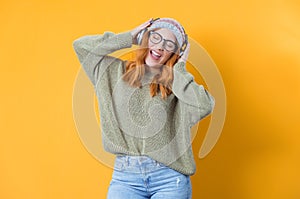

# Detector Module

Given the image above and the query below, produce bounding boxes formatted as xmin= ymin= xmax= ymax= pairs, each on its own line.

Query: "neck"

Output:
xmin=145 ymin=65 xmax=161 ymax=76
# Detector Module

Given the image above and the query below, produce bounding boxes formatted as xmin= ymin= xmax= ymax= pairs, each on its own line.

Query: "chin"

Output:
xmin=147 ymin=63 xmax=161 ymax=68
xmin=145 ymin=58 xmax=163 ymax=68
xmin=145 ymin=60 xmax=160 ymax=68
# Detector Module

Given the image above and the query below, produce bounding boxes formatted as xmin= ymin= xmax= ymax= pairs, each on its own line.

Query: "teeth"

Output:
xmin=152 ymin=50 xmax=161 ymax=57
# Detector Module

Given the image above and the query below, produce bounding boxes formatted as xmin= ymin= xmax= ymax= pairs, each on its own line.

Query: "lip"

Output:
xmin=149 ymin=49 xmax=162 ymax=60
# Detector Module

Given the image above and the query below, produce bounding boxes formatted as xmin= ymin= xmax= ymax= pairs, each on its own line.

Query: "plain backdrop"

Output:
xmin=1 ymin=0 xmax=300 ymax=198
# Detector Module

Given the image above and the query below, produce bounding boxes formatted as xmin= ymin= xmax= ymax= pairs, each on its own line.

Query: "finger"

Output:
xmin=186 ymin=43 xmax=190 ymax=50
xmin=185 ymin=43 xmax=191 ymax=54
xmin=140 ymin=18 xmax=153 ymax=29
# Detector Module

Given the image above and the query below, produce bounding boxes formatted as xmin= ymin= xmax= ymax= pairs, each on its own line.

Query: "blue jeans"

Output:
xmin=107 ymin=155 xmax=192 ymax=199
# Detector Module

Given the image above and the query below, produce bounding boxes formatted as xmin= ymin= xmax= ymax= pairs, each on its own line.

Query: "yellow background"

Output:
xmin=1 ymin=0 xmax=300 ymax=198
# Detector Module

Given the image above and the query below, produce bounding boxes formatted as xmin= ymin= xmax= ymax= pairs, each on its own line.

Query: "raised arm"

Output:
xmin=172 ymin=44 xmax=215 ymax=126
xmin=72 ymin=31 xmax=133 ymax=85
xmin=72 ymin=19 xmax=154 ymax=86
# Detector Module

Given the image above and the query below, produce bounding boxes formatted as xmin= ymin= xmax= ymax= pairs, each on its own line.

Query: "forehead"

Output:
xmin=154 ymin=28 xmax=176 ymax=42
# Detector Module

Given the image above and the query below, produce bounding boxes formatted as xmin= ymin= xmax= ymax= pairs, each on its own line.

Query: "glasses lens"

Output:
xmin=149 ymin=31 xmax=178 ymax=52
xmin=164 ymin=41 xmax=176 ymax=52
xmin=149 ymin=32 xmax=161 ymax=44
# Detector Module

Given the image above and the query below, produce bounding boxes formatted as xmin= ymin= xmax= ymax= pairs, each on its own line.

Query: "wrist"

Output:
xmin=130 ymin=31 xmax=137 ymax=45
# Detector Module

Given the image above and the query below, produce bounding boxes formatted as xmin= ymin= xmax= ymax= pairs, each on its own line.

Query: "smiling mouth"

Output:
xmin=150 ymin=50 xmax=162 ymax=60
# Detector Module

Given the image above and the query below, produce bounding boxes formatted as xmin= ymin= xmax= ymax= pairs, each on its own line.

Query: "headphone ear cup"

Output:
xmin=179 ymin=36 xmax=188 ymax=57
xmin=179 ymin=51 xmax=183 ymax=57
xmin=179 ymin=45 xmax=185 ymax=57
xmin=136 ymin=28 xmax=147 ymax=45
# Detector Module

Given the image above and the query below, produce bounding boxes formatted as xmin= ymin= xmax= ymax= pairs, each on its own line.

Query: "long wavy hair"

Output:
xmin=122 ymin=29 xmax=180 ymax=100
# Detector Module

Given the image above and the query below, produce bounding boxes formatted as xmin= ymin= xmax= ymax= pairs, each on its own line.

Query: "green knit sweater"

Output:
xmin=72 ymin=31 xmax=215 ymax=175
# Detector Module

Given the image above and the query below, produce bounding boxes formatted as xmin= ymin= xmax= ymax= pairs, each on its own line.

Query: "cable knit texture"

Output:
xmin=72 ymin=31 xmax=215 ymax=176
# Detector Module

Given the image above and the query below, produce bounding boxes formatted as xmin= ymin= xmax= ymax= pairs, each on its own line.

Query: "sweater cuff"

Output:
xmin=116 ymin=31 xmax=133 ymax=49
xmin=173 ymin=61 xmax=187 ymax=73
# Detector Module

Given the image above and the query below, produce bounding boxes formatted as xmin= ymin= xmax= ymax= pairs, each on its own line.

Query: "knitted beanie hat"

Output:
xmin=148 ymin=18 xmax=186 ymax=48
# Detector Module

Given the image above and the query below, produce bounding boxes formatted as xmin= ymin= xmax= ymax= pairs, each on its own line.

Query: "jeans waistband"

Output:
xmin=114 ymin=155 xmax=165 ymax=173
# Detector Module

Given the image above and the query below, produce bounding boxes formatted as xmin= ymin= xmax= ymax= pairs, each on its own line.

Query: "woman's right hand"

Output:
xmin=131 ymin=18 xmax=153 ymax=44
xmin=178 ymin=43 xmax=190 ymax=64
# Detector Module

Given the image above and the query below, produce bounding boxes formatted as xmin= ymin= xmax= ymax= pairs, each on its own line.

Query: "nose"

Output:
xmin=154 ymin=41 xmax=165 ymax=51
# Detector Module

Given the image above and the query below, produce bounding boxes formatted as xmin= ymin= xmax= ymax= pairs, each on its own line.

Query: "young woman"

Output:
xmin=73 ymin=17 xmax=215 ymax=199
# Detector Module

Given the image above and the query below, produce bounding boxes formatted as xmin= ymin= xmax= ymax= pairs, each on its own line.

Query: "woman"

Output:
xmin=73 ymin=17 xmax=215 ymax=199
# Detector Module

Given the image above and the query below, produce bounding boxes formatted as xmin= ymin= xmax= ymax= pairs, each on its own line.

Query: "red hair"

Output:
xmin=122 ymin=29 xmax=180 ymax=100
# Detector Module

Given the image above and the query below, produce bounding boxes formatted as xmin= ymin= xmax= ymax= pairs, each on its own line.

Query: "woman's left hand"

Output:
xmin=178 ymin=43 xmax=190 ymax=64
xmin=131 ymin=18 xmax=153 ymax=44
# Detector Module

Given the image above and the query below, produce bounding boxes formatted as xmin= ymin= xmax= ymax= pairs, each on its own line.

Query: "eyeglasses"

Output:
xmin=149 ymin=31 xmax=178 ymax=52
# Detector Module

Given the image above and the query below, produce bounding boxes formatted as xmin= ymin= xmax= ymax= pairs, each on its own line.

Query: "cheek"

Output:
xmin=148 ymin=41 xmax=155 ymax=48
xmin=161 ymin=53 xmax=172 ymax=63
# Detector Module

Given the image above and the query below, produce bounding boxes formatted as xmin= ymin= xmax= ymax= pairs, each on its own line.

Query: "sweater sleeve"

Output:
xmin=172 ymin=61 xmax=215 ymax=126
xmin=72 ymin=31 xmax=133 ymax=86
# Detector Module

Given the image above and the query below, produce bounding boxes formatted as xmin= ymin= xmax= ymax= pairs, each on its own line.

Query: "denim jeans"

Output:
xmin=107 ymin=155 xmax=192 ymax=199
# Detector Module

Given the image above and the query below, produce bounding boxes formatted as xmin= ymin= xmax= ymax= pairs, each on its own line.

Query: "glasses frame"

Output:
xmin=148 ymin=31 xmax=178 ymax=53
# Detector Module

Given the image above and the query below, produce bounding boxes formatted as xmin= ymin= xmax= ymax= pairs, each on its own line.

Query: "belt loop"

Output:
xmin=138 ymin=156 xmax=142 ymax=166
xmin=156 ymin=161 xmax=160 ymax=167
xmin=125 ymin=156 xmax=129 ymax=166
